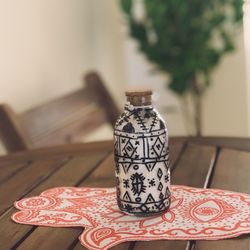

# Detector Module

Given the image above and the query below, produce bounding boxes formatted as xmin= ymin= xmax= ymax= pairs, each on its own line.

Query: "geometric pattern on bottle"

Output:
xmin=114 ymin=105 xmax=171 ymax=216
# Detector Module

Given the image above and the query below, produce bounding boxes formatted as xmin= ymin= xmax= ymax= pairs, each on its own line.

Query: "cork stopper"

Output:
xmin=125 ymin=89 xmax=152 ymax=106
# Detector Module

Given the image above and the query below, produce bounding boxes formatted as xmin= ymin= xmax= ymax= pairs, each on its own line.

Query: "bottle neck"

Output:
xmin=125 ymin=101 xmax=153 ymax=112
xmin=126 ymin=95 xmax=152 ymax=106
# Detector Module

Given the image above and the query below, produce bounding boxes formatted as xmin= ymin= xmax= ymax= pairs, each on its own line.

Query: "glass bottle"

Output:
xmin=114 ymin=90 xmax=171 ymax=216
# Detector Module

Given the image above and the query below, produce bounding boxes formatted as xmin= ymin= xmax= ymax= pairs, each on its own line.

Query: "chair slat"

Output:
xmin=0 ymin=72 xmax=120 ymax=152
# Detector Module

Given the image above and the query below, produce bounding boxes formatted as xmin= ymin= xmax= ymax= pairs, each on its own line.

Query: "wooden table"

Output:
xmin=0 ymin=137 xmax=250 ymax=250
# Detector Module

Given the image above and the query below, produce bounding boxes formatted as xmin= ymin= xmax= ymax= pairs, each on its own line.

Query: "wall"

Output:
xmin=244 ymin=0 xmax=250 ymax=135
xmin=85 ymin=0 xmax=127 ymax=108
xmin=0 ymin=0 xmax=125 ymax=113
xmin=203 ymin=33 xmax=248 ymax=136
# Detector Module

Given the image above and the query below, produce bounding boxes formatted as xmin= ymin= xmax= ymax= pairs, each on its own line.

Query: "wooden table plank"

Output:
xmin=171 ymin=143 xmax=216 ymax=187
xmin=16 ymin=153 xmax=128 ymax=250
xmin=206 ymin=149 xmax=250 ymax=193
xmin=195 ymin=148 xmax=250 ymax=250
xmin=169 ymin=138 xmax=187 ymax=169
xmin=0 ymin=161 xmax=29 ymax=183
xmin=133 ymin=240 xmax=188 ymax=250
xmin=189 ymin=136 xmax=250 ymax=151
xmin=133 ymin=143 xmax=216 ymax=250
xmin=71 ymin=242 xmax=134 ymax=250
xmin=79 ymin=153 xmax=116 ymax=187
xmin=0 ymin=157 xmax=69 ymax=215
xmin=0 ymin=150 xmax=108 ymax=249
xmin=0 ymin=141 xmax=113 ymax=165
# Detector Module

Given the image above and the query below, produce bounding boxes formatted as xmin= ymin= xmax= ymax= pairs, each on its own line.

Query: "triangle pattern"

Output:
xmin=145 ymin=162 xmax=156 ymax=172
xmin=123 ymin=191 xmax=132 ymax=202
xmin=164 ymin=160 xmax=169 ymax=169
xmin=145 ymin=193 xmax=156 ymax=204
xmin=122 ymin=163 xmax=131 ymax=174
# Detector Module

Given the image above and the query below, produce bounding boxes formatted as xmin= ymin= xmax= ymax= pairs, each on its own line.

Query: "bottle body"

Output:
xmin=114 ymin=103 xmax=171 ymax=216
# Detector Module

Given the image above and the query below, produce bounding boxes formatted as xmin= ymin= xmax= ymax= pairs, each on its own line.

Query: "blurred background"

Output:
xmin=0 ymin=0 xmax=249 ymax=154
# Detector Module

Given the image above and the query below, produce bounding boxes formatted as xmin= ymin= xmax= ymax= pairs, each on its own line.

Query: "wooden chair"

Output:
xmin=0 ymin=72 xmax=120 ymax=153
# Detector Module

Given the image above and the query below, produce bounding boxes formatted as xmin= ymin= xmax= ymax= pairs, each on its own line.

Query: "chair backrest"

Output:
xmin=0 ymin=72 xmax=120 ymax=153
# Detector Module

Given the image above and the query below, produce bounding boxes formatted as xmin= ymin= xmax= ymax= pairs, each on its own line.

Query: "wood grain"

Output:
xmin=134 ymin=240 xmax=187 ymax=250
xmin=0 ymin=161 xmax=29 ymax=183
xmin=16 ymin=153 xmax=123 ymax=250
xmin=0 ymin=151 xmax=108 ymax=249
xmin=0 ymin=140 xmax=113 ymax=165
xmin=195 ymin=148 xmax=250 ymax=250
xmin=189 ymin=136 xmax=250 ymax=151
xmin=168 ymin=137 xmax=187 ymax=169
xmin=0 ymin=104 xmax=32 ymax=152
xmin=0 ymin=157 xmax=68 ymax=215
xmin=171 ymin=143 xmax=216 ymax=187
xmin=84 ymin=72 xmax=120 ymax=126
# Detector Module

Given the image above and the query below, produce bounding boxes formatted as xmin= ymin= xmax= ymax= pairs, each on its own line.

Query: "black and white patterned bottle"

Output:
xmin=114 ymin=90 xmax=171 ymax=216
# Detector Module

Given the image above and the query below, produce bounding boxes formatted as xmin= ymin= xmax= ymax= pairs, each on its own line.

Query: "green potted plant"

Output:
xmin=120 ymin=0 xmax=243 ymax=135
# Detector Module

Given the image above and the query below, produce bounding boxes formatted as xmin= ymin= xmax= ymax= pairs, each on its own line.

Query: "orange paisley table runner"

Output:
xmin=12 ymin=185 xmax=250 ymax=250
